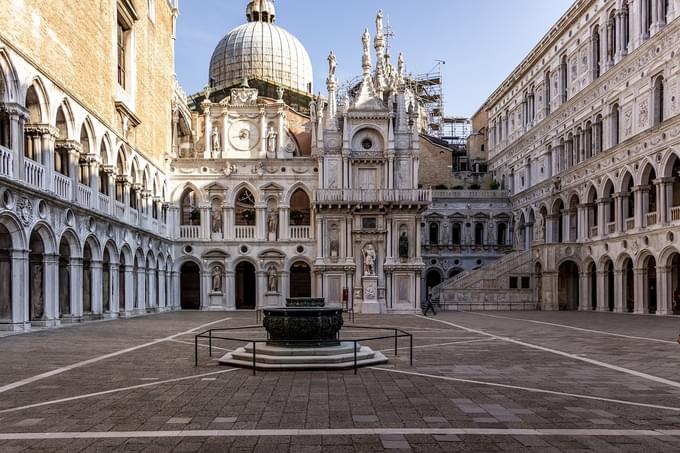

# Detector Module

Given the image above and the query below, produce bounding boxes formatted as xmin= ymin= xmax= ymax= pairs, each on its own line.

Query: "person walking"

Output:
xmin=423 ymin=288 xmax=437 ymax=316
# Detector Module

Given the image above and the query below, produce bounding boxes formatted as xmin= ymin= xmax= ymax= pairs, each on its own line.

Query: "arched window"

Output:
xmin=180 ymin=189 xmax=200 ymax=226
xmin=452 ymin=223 xmax=461 ymax=245
xmin=289 ymin=189 xmax=311 ymax=226
xmin=235 ymin=188 xmax=256 ymax=226
xmin=429 ymin=223 xmax=439 ymax=245
xmin=560 ymin=55 xmax=568 ymax=103
xmin=474 ymin=223 xmax=484 ymax=245
xmin=79 ymin=124 xmax=92 ymax=186
xmin=606 ymin=11 xmax=617 ymax=64
xmin=497 ymin=223 xmax=507 ymax=245
xmin=611 ymin=103 xmax=620 ymax=147
xmin=653 ymin=75 xmax=664 ymax=126
xmin=544 ymin=71 xmax=551 ymax=115
xmin=24 ymin=85 xmax=42 ymax=161
xmin=592 ymin=25 xmax=601 ymax=80
xmin=99 ymin=141 xmax=109 ymax=195
xmin=115 ymin=152 xmax=126 ymax=203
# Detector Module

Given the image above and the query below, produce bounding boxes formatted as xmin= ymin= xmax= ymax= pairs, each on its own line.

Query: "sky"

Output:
xmin=175 ymin=0 xmax=574 ymax=117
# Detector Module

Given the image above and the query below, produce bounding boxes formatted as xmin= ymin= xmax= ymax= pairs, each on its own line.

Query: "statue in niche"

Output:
xmin=211 ymin=208 xmax=222 ymax=233
xmin=329 ymin=224 xmax=340 ymax=257
xmin=211 ymin=267 xmax=223 ymax=293
xmin=363 ymin=243 xmax=376 ymax=276
xmin=328 ymin=51 xmax=337 ymax=79
xmin=267 ymin=127 xmax=278 ymax=155
xmin=211 ymin=127 xmax=221 ymax=157
xmin=267 ymin=266 xmax=278 ymax=293
xmin=276 ymin=86 xmax=284 ymax=101
xmin=267 ymin=209 xmax=279 ymax=236
xmin=536 ymin=215 xmax=545 ymax=241
xmin=399 ymin=231 xmax=409 ymax=260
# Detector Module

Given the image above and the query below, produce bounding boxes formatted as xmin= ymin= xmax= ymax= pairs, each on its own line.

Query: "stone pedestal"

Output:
xmin=208 ymin=292 xmax=226 ymax=311
xmin=360 ymin=275 xmax=381 ymax=314
xmin=264 ymin=292 xmax=282 ymax=307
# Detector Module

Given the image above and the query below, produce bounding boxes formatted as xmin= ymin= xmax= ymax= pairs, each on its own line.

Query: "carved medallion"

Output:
xmin=16 ymin=197 xmax=33 ymax=226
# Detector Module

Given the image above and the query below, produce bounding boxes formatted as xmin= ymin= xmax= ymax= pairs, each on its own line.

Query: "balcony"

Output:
xmin=625 ymin=217 xmax=635 ymax=231
xmin=290 ymin=225 xmax=311 ymax=240
xmin=671 ymin=206 xmax=680 ymax=222
xmin=590 ymin=225 xmax=598 ymax=238
xmin=180 ymin=225 xmax=200 ymax=239
xmin=77 ymin=183 xmax=92 ymax=208
xmin=115 ymin=201 xmax=125 ymax=219
xmin=24 ymin=159 xmax=45 ymax=190
xmin=606 ymin=222 xmax=616 ymax=235
xmin=646 ymin=212 xmax=657 ymax=226
xmin=53 ymin=173 xmax=71 ymax=199
xmin=98 ymin=193 xmax=110 ymax=213
xmin=0 ymin=146 xmax=12 ymax=178
xmin=315 ymin=189 xmax=431 ymax=206
xmin=235 ymin=226 xmax=256 ymax=240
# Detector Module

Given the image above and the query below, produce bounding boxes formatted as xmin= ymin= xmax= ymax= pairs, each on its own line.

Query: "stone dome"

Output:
xmin=208 ymin=1 xmax=313 ymax=95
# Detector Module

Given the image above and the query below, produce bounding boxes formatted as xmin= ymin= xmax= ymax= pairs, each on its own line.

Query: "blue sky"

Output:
xmin=175 ymin=0 xmax=574 ymax=117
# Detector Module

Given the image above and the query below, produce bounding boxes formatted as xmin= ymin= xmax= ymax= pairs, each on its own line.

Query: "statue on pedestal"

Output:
xmin=328 ymin=51 xmax=337 ymax=79
xmin=376 ymin=9 xmax=384 ymax=35
xmin=211 ymin=127 xmax=221 ymax=157
xmin=211 ymin=209 xmax=222 ymax=233
xmin=267 ymin=127 xmax=278 ymax=155
xmin=267 ymin=209 xmax=279 ymax=237
xmin=267 ymin=266 xmax=278 ymax=293
xmin=329 ymin=224 xmax=339 ymax=257
xmin=363 ymin=243 xmax=376 ymax=276
xmin=398 ymin=231 xmax=409 ymax=259
xmin=212 ymin=267 xmax=223 ymax=293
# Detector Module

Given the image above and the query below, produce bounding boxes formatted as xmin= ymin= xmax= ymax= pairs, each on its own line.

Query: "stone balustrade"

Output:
xmin=315 ymin=189 xmax=431 ymax=205
xmin=290 ymin=225 xmax=310 ymax=240
xmin=24 ymin=159 xmax=45 ymax=190
xmin=235 ymin=225 xmax=256 ymax=240
xmin=0 ymin=145 xmax=13 ymax=178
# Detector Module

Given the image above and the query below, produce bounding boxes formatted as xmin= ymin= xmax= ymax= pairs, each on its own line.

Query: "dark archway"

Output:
xmin=82 ymin=243 xmax=93 ymax=314
xmin=103 ymin=249 xmax=111 ymax=313
xmin=449 ymin=268 xmax=463 ymax=279
xmin=644 ymin=256 xmax=657 ymax=314
xmin=607 ymin=260 xmax=615 ymax=312
xmin=58 ymin=238 xmax=71 ymax=317
xmin=235 ymin=262 xmax=256 ymax=309
xmin=623 ymin=257 xmax=635 ymax=312
xmin=119 ymin=253 xmax=126 ymax=312
xmin=425 ymin=269 xmax=442 ymax=297
xmin=588 ymin=262 xmax=597 ymax=311
xmin=180 ymin=262 xmax=201 ymax=310
xmin=290 ymin=261 xmax=312 ymax=298
xmin=0 ymin=223 xmax=12 ymax=321
xmin=28 ymin=231 xmax=45 ymax=321
xmin=558 ymin=260 xmax=579 ymax=310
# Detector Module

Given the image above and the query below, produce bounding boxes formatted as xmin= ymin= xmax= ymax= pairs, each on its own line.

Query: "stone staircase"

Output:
xmin=433 ymin=250 xmax=536 ymax=311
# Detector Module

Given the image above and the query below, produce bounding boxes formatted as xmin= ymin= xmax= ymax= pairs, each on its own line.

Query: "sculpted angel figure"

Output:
xmin=376 ymin=9 xmax=383 ymax=34
xmin=328 ymin=51 xmax=337 ymax=79
xmin=363 ymin=243 xmax=376 ymax=276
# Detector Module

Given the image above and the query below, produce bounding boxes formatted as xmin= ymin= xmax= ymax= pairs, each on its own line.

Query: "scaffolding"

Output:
xmin=413 ymin=61 xmax=444 ymax=138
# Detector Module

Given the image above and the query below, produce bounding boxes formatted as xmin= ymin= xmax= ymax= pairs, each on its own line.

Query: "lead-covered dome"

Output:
xmin=209 ymin=0 xmax=313 ymax=95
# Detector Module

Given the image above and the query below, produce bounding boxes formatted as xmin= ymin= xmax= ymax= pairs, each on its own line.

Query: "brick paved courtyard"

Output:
xmin=2 ymin=311 xmax=680 ymax=452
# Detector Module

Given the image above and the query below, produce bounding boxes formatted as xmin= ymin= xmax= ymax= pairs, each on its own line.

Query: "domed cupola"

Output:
xmin=246 ymin=0 xmax=276 ymax=23
xmin=208 ymin=0 xmax=313 ymax=98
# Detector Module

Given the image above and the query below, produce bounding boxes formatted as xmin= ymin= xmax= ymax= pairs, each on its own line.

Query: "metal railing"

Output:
xmin=194 ymin=323 xmax=412 ymax=375
xmin=438 ymin=300 xmax=538 ymax=312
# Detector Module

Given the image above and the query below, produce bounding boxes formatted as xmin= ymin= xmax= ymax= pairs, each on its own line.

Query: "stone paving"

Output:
xmin=2 ymin=310 xmax=680 ymax=451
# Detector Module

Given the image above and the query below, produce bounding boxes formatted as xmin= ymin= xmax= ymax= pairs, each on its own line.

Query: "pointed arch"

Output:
xmin=229 ymin=181 xmax=259 ymax=205
xmin=0 ymin=49 xmax=18 ymax=103
xmin=24 ymin=78 xmax=49 ymax=124
xmin=55 ymin=99 xmax=75 ymax=141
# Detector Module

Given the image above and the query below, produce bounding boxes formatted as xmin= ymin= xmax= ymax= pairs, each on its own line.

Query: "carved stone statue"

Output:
xmin=398 ymin=231 xmax=409 ymax=259
xmin=211 ymin=127 xmax=221 ymax=156
xmin=267 ymin=266 xmax=278 ymax=293
xmin=362 ymin=29 xmax=371 ymax=60
xmin=211 ymin=208 xmax=222 ymax=233
xmin=398 ymin=52 xmax=405 ymax=79
xmin=536 ymin=215 xmax=545 ymax=241
xmin=363 ymin=243 xmax=376 ymax=276
xmin=327 ymin=51 xmax=337 ymax=79
xmin=330 ymin=224 xmax=339 ymax=257
xmin=267 ymin=209 xmax=279 ymax=236
xmin=267 ymin=127 xmax=278 ymax=154
xmin=309 ymin=99 xmax=317 ymax=122
xmin=211 ymin=267 xmax=223 ymax=293
xmin=376 ymin=9 xmax=384 ymax=35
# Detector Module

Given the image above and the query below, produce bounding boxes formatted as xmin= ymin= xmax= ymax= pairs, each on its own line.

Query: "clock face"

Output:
xmin=228 ymin=120 xmax=260 ymax=151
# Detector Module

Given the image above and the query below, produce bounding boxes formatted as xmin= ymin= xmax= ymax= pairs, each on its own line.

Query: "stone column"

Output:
xmin=158 ymin=269 xmax=166 ymax=310
xmin=613 ymin=193 xmax=624 ymax=233
xmin=9 ymin=109 xmax=27 ymax=180
xmin=123 ymin=264 xmax=135 ymax=315
xmin=136 ymin=266 xmax=146 ymax=312
xmin=199 ymin=203 xmax=211 ymax=239
xmin=654 ymin=178 xmax=671 ymax=225
xmin=43 ymin=253 xmax=59 ymax=323
xmin=224 ymin=206 xmax=234 ymax=240
xmin=257 ymin=270 xmax=267 ymax=309
xmin=90 ymin=260 xmax=103 ymax=316
xmin=148 ymin=267 xmax=157 ymax=310
xmin=633 ymin=268 xmax=646 ymax=314
xmin=11 ymin=249 xmax=29 ymax=329
xmin=280 ymin=206 xmax=290 ymax=241
xmin=256 ymin=206 xmax=266 ymax=240
xmin=225 ymin=270 xmax=235 ymax=310
xmin=657 ymin=265 xmax=671 ymax=315
xmin=42 ymin=128 xmax=57 ymax=192
xmin=596 ymin=270 xmax=607 ymax=312
xmin=613 ymin=269 xmax=625 ymax=313
xmin=70 ymin=257 xmax=84 ymax=319
xmin=203 ymin=102 xmax=212 ymax=159
xmin=110 ymin=263 xmax=120 ymax=315
xmin=597 ymin=199 xmax=607 ymax=236
xmin=579 ymin=271 xmax=591 ymax=311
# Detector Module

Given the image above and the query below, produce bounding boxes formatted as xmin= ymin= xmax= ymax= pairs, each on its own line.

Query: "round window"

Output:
xmin=362 ymin=138 xmax=372 ymax=150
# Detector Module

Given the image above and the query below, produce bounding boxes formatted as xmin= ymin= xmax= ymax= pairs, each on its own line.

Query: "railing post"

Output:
xmin=409 ymin=334 xmax=413 ymax=367
xmin=194 ymin=336 xmax=198 ymax=367
xmin=209 ymin=331 xmax=212 ymax=357
xmin=394 ymin=330 xmax=398 ymax=357
xmin=252 ymin=342 xmax=257 ymax=376
xmin=354 ymin=340 xmax=358 ymax=375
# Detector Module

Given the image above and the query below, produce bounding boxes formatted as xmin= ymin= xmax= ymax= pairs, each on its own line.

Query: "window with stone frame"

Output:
xmin=235 ymin=189 xmax=256 ymax=226
xmin=117 ymin=17 xmax=130 ymax=89
xmin=653 ymin=75 xmax=665 ymax=126
xmin=116 ymin=0 xmax=138 ymax=90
